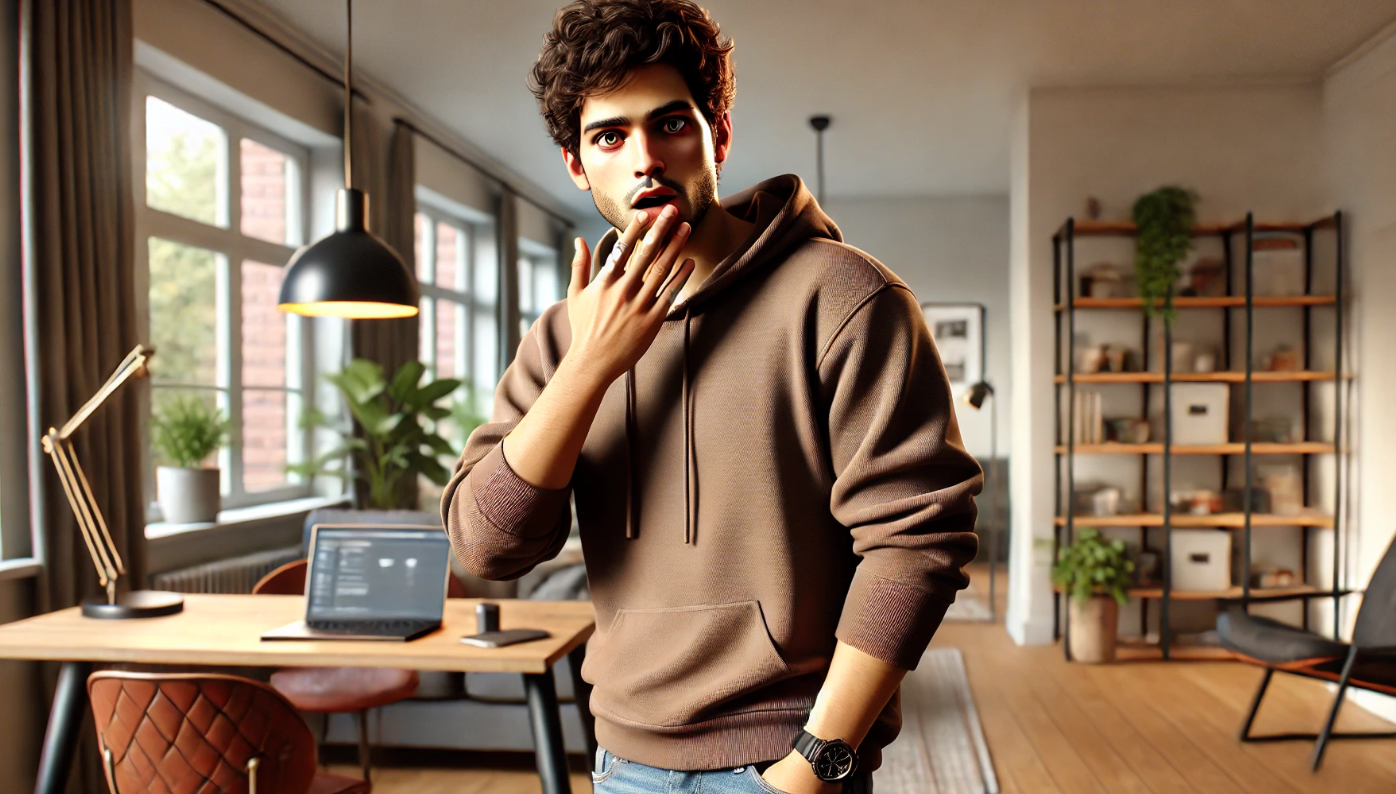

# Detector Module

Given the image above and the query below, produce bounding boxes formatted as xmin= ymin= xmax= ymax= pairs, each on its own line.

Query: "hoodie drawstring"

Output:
xmin=622 ymin=306 xmax=695 ymax=545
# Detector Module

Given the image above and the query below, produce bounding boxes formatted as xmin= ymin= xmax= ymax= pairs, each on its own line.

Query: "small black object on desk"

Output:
xmin=477 ymin=602 xmax=500 ymax=633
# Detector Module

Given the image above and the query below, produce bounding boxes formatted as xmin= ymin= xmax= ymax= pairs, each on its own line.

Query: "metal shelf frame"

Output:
xmin=1051 ymin=212 xmax=1348 ymax=661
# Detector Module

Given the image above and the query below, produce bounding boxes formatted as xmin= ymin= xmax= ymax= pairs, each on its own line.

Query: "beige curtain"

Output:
xmin=351 ymin=118 xmax=419 ymax=378
xmin=498 ymin=186 xmax=522 ymax=370
xmin=28 ymin=0 xmax=140 ymax=789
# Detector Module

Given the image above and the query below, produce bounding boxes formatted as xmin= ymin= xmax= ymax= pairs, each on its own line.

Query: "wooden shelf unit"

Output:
xmin=1054 ymin=512 xmax=1335 ymax=528
xmin=1055 ymin=442 xmax=1334 ymax=455
xmin=1052 ymin=212 xmax=1349 ymax=662
xmin=1055 ymin=370 xmax=1338 ymax=384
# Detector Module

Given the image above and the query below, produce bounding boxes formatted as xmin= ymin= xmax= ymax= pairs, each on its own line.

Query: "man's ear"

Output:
xmin=713 ymin=112 xmax=733 ymax=166
xmin=562 ymin=146 xmax=591 ymax=191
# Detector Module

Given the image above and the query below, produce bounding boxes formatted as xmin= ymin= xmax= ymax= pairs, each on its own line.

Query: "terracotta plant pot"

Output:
xmin=156 ymin=466 xmax=221 ymax=524
xmin=1068 ymin=595 xmax=1119 ymax=663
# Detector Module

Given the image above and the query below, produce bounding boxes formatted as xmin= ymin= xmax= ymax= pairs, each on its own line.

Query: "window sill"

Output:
xmin=145 ymin=496 xmax=349 ymax=540
xmin=0 ymin=558 xmax=41 ymax=582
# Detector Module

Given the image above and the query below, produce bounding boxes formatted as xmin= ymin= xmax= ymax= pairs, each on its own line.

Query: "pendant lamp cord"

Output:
xmin=343 ymin=0 xmax=353 ymax=191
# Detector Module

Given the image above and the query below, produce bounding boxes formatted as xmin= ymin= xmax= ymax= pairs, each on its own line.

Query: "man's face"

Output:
xmin=563 ymin=63 xmax=732 ymax=230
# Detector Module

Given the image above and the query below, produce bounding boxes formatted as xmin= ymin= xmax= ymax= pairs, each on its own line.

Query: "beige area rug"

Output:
xmin=942 ymin=594 xmax=992 ymax=622
xmin=873 ymin=648 xmax=999 ymax=794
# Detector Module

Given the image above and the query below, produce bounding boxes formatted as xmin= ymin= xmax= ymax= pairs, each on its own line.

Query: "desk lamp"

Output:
xmin=41 ymin=344 xmax=184 ymax=619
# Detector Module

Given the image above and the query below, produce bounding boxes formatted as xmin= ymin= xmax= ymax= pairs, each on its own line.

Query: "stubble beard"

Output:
xmin=591 ymin=168 xmax=719 ymax=234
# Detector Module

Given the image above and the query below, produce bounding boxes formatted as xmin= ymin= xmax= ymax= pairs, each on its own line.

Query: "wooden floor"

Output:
xmin=334 ymin=566 xmax=1396 ymax=793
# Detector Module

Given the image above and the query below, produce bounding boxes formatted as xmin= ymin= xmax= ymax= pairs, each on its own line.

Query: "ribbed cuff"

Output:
xmin=469 ymin=443 xmax=572 ymax=539
xmin=835 ymin=567 xmax=953 ymax=670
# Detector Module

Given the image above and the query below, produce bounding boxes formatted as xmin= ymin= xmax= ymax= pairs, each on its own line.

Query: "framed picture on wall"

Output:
xmin=921 ymin=302 xmax=985 ymax=393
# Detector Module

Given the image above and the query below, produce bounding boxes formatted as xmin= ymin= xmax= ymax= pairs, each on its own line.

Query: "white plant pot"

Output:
xmin=157 ymin=466 xmax=221 ymax=524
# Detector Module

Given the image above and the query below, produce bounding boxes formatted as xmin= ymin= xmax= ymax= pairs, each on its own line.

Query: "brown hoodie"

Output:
xmin=442 ymin=174 xmax=981 ymax=772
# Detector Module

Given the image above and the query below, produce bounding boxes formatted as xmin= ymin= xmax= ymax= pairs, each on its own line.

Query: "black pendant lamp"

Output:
xmin=278 ymin=0 xmax=418 ymax=319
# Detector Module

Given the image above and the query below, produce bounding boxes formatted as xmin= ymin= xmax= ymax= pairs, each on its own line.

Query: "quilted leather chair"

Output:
xmin=88 ymin=670 xmax=369 ymax=794
xmin=1217 ymin=533 xmax=1396 ymax=770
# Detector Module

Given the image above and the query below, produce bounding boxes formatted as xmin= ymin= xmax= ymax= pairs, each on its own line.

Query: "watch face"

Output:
xmin=813 ymin=740 xmax=858 ymax=782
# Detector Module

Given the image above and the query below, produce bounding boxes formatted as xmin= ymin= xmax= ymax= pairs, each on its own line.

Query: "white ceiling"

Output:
xmin=255 ymin=0 xmax=1396 ymax=218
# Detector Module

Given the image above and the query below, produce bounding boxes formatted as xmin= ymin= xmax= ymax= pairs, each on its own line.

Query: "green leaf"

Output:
xmin=389 ymin=361 xmax=426 ymax=403
xmin=409 ymin=378 xmax=463 ymax=409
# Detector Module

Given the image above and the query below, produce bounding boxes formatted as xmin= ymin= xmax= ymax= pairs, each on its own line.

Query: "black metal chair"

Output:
xmin=1217 ymin=535 xmax=1396 ymax=771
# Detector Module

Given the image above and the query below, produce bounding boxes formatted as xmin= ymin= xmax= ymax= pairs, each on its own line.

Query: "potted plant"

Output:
xmin=152 ymin=395 xmax=230 ymax=524
xmin=1051 ymin=527 xmax=1135 ymax=663
xmin=291 ymin=359 xmax=468 ymax=510
xmin=1132 ymin=186 xmax=1198 ymax=324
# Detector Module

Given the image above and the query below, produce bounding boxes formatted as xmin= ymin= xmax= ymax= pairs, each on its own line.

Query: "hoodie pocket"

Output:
xmin=584 ymin=600 xmax=792 ymax=729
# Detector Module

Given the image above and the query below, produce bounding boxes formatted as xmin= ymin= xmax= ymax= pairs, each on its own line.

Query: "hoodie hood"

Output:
xmin=591 ymin=174 xmax=841 ymax=543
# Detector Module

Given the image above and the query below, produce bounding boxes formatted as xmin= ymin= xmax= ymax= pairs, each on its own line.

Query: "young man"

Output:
xmin=442 ymin=1 xmax=982 ymax=792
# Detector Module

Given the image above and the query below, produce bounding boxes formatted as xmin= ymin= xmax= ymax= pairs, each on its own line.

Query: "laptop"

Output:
xmin=262 ymin=524 xmax=451 ymax=642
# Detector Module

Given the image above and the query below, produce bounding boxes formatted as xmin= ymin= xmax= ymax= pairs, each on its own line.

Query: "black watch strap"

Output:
xmin=793 ymin=729 xmax=824 ymax=760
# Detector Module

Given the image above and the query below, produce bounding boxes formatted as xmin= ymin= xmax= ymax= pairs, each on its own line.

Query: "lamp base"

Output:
xmin=81 ymin=590 xmax=185 ymax=619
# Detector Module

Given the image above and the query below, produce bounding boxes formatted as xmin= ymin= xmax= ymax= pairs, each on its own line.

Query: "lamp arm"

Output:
xmin=58 ymin=344 xmax=152 ymax=439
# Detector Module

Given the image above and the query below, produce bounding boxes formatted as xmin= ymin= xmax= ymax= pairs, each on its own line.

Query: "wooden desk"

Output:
xmin=0 ymin=595 xmax=597 ymax=794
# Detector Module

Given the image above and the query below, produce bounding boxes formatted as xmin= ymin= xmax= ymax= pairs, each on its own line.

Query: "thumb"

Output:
xmin=567 ymin=237 xmax=590 ymax=299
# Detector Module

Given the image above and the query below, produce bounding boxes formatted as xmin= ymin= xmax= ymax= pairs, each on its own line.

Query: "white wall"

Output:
xmin=1008 ymin=83 xmax=1328 ymax=645
xmin=822 ymin=196 xmax=1010 ymax=465
xmin=1323 ymin=24 xmax=1396 ymax=721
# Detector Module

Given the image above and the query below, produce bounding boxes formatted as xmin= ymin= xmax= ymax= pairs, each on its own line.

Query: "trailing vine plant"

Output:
xmin=1131 ymin=186 xmax=1198 ymax=324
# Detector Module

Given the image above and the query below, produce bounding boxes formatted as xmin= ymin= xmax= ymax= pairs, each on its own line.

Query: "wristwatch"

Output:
xmin=792 ymin=729 xmax=859 ymax=782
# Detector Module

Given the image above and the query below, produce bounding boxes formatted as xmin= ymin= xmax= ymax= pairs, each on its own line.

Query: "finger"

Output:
xmin=641 ymin=221 xmax=690 ymax=306
xmin=652 ymin=258 xmax=695 ymax=313
xmin=625 ymin=205 xmax=680 ymax=290
xmin=568 ymin=237 xmax=590 ymax=298
xmin=601 ymin=209 xmax=652 ymax=282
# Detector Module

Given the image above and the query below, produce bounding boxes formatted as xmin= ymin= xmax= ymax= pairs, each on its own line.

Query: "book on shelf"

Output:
xmin=1070 ymin=389 xmax=1103 ymax=444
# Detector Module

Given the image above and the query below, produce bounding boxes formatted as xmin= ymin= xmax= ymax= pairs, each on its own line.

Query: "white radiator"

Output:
xmin=150 ymin=545 xmax=303 ymax=594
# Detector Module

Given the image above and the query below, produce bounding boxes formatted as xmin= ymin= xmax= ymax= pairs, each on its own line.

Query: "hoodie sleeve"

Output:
xmin=819 ymin=283 xmax=983 ymax=670
xmin=440 ymin=314 xmax=573 ymax=582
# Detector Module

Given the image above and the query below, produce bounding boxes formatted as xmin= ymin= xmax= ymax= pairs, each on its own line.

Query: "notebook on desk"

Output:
xmin=262 ymin=524 xmax=450 ymax=642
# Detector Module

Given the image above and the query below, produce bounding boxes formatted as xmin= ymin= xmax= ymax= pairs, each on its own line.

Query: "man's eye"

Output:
xmin=596 ymin=131 xmax=621 ymax=147
xmin=663 ymin=117 xmax=687 ymax=133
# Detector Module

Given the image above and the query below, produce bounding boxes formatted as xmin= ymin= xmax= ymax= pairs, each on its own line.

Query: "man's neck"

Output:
xmin=673 ymin=202 xmax=755 ymax=303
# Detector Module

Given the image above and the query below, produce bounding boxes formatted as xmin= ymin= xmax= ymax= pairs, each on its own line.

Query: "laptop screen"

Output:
xmin=306 ymin=527 xmax=451 ymax=622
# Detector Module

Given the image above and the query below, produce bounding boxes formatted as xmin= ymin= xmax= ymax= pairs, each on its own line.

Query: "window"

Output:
xmin=416 ymin=208 xmax=498 ymax=452
xmin=518 ymin=246 xmax=561 ymax=340
xmin=136 ymin=76 xmax=314 ymax=513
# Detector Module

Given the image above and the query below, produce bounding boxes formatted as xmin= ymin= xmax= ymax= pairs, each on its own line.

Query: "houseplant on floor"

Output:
xmin=152 ymin=395 xmax=230 ymax=523
xmin=291 ymin=358 xmax=468 ymax=510
xmin=1052 ymin=527 xmax=1135 ymax=663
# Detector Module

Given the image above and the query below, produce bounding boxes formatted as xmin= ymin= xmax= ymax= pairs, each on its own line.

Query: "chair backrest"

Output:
xmin=252 ymin=557 xmax=469 ymax=598
xmin=1354 ymin=533 xmax=1396 ymax=647
xmin=252 ymin=559 xmax=308 ymax=595
xmin=88 ymin=671 xmax=317 ymax=794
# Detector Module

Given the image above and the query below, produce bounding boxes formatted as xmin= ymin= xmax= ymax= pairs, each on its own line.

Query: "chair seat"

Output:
xmin=309 ymin=771 xmax=373 ymax=794
xmin=1217 ymin=609 xmax=1347 ymax=666
xmin=271 ymin=666 xmax=420 ymax=713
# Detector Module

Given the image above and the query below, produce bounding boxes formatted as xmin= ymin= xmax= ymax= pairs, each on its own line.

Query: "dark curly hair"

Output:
xmin=529 ymin=0 xmax=736 ymax=158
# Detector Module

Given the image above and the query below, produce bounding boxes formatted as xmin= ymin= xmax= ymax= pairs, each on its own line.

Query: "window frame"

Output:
xmin=517 ymin=239 xmax=561 ymax=338
xmin=133 ymin=71 xmax=317 ymax=515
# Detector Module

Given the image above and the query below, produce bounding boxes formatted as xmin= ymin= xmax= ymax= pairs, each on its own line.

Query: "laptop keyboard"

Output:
xmin=307 ymin=619 xmax=438 ymax=636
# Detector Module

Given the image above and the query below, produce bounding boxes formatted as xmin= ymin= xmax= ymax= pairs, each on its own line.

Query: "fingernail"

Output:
xmin=678 ymin=222 xmax=691 ymax=235
xmin=635 ymin=210 xmax=648 ymax=223
xmin=574 ymin=238 xmax=581 ymax=253
xmin=662 ymin=205 xmax=677 ymax=217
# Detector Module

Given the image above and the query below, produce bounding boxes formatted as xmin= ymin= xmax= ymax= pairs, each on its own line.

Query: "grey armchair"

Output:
xmin=1216 ymin=534 xmax=1396 ymax=770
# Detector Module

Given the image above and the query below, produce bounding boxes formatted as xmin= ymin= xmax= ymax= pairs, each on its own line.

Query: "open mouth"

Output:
xmin=632 ymin=193 xmax=677 ymax=210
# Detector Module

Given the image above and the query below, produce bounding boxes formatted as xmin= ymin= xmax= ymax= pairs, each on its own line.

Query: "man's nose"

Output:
xmin=633 ymin=135 xmax=665 ymax=181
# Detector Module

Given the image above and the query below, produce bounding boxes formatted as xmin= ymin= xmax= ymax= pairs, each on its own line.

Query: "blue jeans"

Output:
xmin=591 ymin=747 xmax=874 ymax=794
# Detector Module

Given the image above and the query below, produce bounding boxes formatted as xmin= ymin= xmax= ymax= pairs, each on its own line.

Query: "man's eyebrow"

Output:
xmin=581 ymin=101 xmax=695 ymax=135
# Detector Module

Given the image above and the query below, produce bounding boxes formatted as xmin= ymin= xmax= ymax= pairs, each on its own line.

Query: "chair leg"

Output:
xmin=356 ymin=709 xmax=372 ymax=782
xmin=1312 ymin=647 xmax=1359 ymax=772
xmin=1239 ymin=667 xmax=1274 ymax=741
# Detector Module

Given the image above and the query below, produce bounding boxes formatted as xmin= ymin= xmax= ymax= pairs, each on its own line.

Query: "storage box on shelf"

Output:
xmin=1052 ymin=212 xmax=1349 ymax=662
